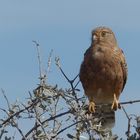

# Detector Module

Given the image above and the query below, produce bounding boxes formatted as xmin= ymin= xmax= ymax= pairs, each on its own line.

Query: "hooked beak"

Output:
xmin=92 ymin=33 xmax=99 ymax=42
xmin=93 ymin=34 xmax=98 ymax=40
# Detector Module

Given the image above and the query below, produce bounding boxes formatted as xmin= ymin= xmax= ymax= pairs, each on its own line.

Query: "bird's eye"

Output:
xmin=101 ymin=31 xmax=106 ymax=37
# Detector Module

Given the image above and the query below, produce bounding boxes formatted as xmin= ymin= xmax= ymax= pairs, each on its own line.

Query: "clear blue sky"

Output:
xmin=0 ymin=0 xmax=140 ymax=138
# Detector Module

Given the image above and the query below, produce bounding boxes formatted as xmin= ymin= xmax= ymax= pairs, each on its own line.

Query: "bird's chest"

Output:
xmin=86 ymin=47 xmax=122 ymax=84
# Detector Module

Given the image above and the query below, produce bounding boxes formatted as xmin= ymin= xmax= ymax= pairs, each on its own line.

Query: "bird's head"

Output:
xmin=91 ymin=27 xmax=118 ymax=47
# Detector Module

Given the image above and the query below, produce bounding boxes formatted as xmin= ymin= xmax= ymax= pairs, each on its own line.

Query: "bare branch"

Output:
xmin=1 ymin=89 xmax=11 ymax=110
xmin=11 ymin=121 xmax=26 ymax=140
xmin=33 ymin=40 xmax=46 ymax=85
xmin=120 ymin=100 xmax=140 ymax=105
xmin=47 ymin=49 xmax=53 ymax=74
xmin=1 ymin=99 xmax=39 ymax=126
xmin=122 ymin=106 xmax=131 ymax=138
xmin=53 ymin=120 xmax=82 ymax=138
xmin=24 ymin=110 xmax=71 ymax=139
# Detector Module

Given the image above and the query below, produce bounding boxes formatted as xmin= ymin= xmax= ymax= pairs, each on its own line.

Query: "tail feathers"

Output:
xmin=92 ymin=104 xmax=115 ymax=132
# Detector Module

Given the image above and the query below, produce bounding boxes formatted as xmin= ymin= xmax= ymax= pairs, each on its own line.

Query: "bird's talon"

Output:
xmin=118 ymin=103 xmax=121 ymax=109
xmin=111 ymin=94 xmax=119 ymax=111
xmin=89 ymin=101 xmax=95 ymax=113
xmin=111 ymin=102 xmax=118 ymax=111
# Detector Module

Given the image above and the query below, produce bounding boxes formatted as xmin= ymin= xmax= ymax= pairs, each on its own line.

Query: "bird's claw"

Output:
xmin=111 ymin=94 xmax=121 ymax=111
xmin=89 ymin=101 xmax=96 ymax=113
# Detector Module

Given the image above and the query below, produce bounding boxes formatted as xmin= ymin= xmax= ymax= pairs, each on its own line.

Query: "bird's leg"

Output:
xmin=111 ymin=93 xmax=121 ymax=111
xmin=89 ymin=99 xmax=96 ymax=113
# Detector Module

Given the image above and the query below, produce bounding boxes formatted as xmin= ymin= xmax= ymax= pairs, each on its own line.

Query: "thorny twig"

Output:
xmin=52 ymin=97 xmax=60 ymax=133
xmin=47 ymin=49 xmax=53 ymax=74
xmin=33 ymin=41 xmax=43 ymax=79
xmin=1 ymin=89 xmax=11 ymax=110
xmin=55 ymin=57 xmax=80 ymax=105
xmin=1 ymin=98 xmax=39 ymax=126
xmin=11 ymin=120 xmax=27 ymax=140
xmin=23 ymin=110 xmax=71 ymax=139
xmin=30 ymin=94 xmax=49 ymax=139
xmin=33 ymin=40 xmax=46 ymax=85
xmin=122 ymin=106 xmax=131 ymax=138
xmin=120 ymin=100 xmax=140 ymax=105
xmin=0 ymin=91 xmax=27 ymax=139
xmin=52 ymin=120 xmax=82 ymax=139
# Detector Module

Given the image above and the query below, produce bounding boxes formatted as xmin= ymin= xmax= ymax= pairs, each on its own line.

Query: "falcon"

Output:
xmin=79 ymin=27 xmax=127 ymax=113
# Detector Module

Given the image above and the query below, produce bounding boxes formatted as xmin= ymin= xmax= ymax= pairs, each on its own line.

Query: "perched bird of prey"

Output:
xmin=79 ymin=27 xmax=127 ymax=113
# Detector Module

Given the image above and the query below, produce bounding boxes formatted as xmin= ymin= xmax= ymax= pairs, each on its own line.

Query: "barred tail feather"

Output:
xmin=92 ymin=104 xmax=115 ymax=132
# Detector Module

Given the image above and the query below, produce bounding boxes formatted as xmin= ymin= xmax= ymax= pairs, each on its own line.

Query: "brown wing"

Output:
xmin=120 ymin=49 xmax=128 ymax=92
xmin=115 ymin=48 xmax=128 ymax=92
xmin=79 ymin=46 xmax=92 ymax=89
xmin=84 ymin=46 xmax=92 ymax=57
